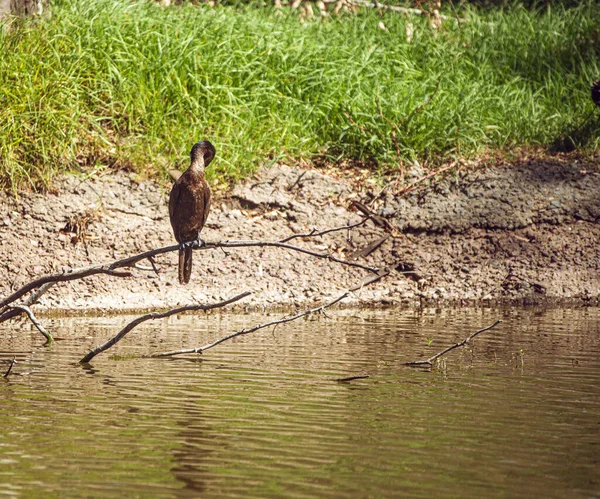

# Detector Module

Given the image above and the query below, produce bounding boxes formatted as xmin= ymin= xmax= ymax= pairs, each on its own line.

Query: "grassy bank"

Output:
xmin=1 ymin=0 xmax=599 ymax=190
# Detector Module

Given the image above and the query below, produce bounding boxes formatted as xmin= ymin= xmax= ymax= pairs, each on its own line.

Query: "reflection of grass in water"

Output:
xmin=108 ymin=354 xmax=139 ymax=361
xmin=1 ymin=0 xmax=599 ymax=191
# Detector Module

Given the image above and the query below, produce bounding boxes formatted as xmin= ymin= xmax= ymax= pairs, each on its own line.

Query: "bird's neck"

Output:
xmin=188 ymin=159 xmax=205 ymax=176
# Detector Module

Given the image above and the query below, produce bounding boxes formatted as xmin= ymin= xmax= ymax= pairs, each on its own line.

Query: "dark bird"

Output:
xmin=169 ymin=140 xmax=215 ymax=284
xmin=592 ymin=80 xmax=600 ymax=107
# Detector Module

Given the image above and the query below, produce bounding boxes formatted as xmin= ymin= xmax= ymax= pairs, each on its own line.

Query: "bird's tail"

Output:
xmin=179 ymin=247 xmax=193 ymax=284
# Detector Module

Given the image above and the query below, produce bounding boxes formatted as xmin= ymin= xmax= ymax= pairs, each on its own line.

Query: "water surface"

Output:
xmin=1 ymin=307 xmax=599 ymax=498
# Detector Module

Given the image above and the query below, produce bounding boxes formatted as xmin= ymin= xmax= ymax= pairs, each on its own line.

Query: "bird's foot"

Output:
xmin=179 ymin=238 xmax=206 ymax=250
xmin=190 ymin=237 xmax=206 ymax=249
xmin=179 ymin=241 xmax=194 ymax=250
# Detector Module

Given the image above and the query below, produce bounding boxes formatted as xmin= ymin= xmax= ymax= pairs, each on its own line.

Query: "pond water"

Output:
xmin=1 ymin=307 xmax=599 ymax=498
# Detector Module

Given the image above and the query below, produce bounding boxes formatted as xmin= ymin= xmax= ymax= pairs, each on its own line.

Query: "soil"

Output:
xmin=1 ymin=153 xmax=599 ymax=313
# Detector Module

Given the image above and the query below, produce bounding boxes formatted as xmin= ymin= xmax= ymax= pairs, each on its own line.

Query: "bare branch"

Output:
xmin=3 ymin=358 xmax=17 ymax=378
xmin=10 ymin=305 xmax=53 ymax=343
xmin=0 ymin=264 xmax=137 ymax=312
xmin=405 ymin=320 xmax=502 ymax=367
xmin=79 ymin=291 xmax=252 ymax=364
xmin=0 ymin=282 xmax=56 ymax=324
xmin=213 ymin=240 xmax=379 ymax=273
xmin=147 ymin=272 xmax=388 ymax=358
xmin=1 ymin=235 xmax=380 ymax=313
xmin=279 ymin=217 xmax=370 ymax=243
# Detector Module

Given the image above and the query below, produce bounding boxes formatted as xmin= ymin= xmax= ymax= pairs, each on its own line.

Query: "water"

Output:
xmin=1 ymin=307 xmax=599 ymax=498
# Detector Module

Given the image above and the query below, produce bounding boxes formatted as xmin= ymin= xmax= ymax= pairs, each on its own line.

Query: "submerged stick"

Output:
xmin=3 ymin=358 xmax=17 ymax=378
xmin=10 ymin=305 xmax=53 ymax=343
xmin=148 ymin=272 xmax=388 ymax=358
xmin=79 ymin=292 xmax=251 ymax=364
xmin=405 ymin=320 xmax=502 ymax=367
xmin=335 ymin=375 xmax=370 ymax=382
xmin=148 ymin=292 xmax=349 ymax=358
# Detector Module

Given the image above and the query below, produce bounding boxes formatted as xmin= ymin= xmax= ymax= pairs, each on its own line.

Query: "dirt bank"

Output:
xmin=1 ymin=154 xmax=599 ymax=313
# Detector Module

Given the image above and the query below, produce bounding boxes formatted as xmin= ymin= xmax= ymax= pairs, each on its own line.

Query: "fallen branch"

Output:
xmin=3 ymin=358 xmax=17 ymax=378
xmin=0 ymin=232 xmax=379 ymax=314
xmin=349 ymin=201 xmax=396 ymax=232
xmin=79 ymin=291 xmax=252 ymax=363
xmin=10 ymin=305 xmax=53 ymax=343
xmin=405 ymin=320 xmax=502 ymax=366
xmin=147 ymin=272 xmax=387 ymax=358
xmin=348 ymin=234 xmax=391 ymax=261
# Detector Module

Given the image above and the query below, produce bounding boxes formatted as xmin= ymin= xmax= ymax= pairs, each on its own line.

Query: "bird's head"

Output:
xmin=190 ymin=140 xmax=216 ymax=169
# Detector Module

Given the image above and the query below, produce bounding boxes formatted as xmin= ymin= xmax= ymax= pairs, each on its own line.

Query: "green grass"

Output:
xmin=1 ymin=0 xmax=599 ymax=190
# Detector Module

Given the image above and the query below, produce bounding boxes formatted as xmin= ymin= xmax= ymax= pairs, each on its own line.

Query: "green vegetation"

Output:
xmin=1 ymin=0 xmax=598 ymax=190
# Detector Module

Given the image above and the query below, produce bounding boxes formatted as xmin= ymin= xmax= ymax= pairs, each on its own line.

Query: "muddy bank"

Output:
xmin=1 ymin=155 xmax=599 ymax=313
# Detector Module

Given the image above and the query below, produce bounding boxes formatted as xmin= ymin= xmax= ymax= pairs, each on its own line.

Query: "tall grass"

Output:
xmin=1 ymin=0 xmax=598 ymax=190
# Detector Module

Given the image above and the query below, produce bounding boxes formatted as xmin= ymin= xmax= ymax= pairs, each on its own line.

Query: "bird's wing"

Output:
xmin=169 ymin=181 xmax=181 ymax=219
xmin=201 ymin=187 xmax=211 ymax=229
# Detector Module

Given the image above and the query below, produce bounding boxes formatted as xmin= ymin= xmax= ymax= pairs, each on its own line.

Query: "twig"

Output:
xmin=148 ymin=293 xmax=350 ymax=358
xmin=279 ymin=217 xmax=369 ymax=243
xmin=0 ymin=282 xmax=56 ymax=324
xmin=395 ymin=163 xmax=458 ymax=197
xmin=0 ymin=268 xmax=132 ymax=313
xmin=287 ymin=170 xmax=308 ymax=191
xmin=147 ymin=272 xmax=388 ymax=358
xmin=397 ymin=79 xmax=442 ymax=127
xmin=377 ymin=102 xmax=403 ymax=168
xmin=349 ymin=201 xmax=396 ymax=232
xmin=405 ymin=320 xmax=502 ymax=366
xmin=3 ymin=358 xmax=17 ymax=378
xmin=147 ymin=256 xmax=159 ymax=275
xmin=345 ymin=111 xmax=367 ymax=132
xmin=0 ymin=237 xmax=379 ymax=313
xmin=79 ymin=291 xmax=252 ymax=363
xmin=10 ymin=305 xmax=54 ymax=343
xmin=212 ymin=240 xmax=378 ymax=273
xmin=335 ymin=375 xmax=369 ymax=382
xmin=347 ymin=234 xmax=390 ymax=261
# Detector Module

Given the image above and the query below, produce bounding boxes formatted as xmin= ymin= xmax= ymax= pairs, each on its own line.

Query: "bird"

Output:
xmin=592 ymin=80 xmax=600 ymax=107
xmin=169 ymin=140 xmax=215 ymax=284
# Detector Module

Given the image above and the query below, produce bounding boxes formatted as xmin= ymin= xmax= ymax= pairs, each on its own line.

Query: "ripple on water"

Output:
xmin=1 ymin=307 xmax=599 ymax=498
